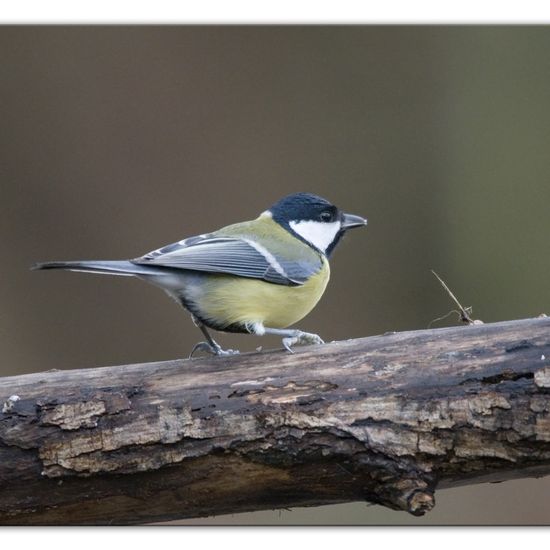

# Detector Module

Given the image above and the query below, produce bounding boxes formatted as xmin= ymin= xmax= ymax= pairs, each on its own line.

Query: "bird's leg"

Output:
xmin=263 ymin=327 xmax=324 ymax=353
xmin=189 ymin=316 xmax=240 ymax=358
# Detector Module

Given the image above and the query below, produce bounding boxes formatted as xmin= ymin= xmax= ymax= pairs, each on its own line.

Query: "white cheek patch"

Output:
xmin=289 ymin=220 xmax=341 ymax=252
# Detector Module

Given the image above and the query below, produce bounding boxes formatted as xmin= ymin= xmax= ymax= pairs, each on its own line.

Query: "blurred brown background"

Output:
xmin=1 ymin=26 xmax=549 ymax=525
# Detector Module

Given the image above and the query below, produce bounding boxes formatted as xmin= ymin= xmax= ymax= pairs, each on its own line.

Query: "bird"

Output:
xmin=33 ymin=193 xmax=367 ymax=357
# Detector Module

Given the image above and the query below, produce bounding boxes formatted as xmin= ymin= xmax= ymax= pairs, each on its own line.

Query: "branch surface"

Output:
xmin=1 ymin=317 xmax=550 ymax=525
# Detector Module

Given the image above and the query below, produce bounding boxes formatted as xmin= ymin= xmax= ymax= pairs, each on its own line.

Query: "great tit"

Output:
xmin=33 ymin=193 xmax=367 ymax=356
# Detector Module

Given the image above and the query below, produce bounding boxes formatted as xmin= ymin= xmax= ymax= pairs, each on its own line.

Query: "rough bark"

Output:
xmin=1 ymin=317 xmax=550 ymax=525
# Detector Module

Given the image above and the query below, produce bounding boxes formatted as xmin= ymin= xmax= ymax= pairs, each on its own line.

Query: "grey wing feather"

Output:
xmin=134 ymin=235 xmax=321 ymax=286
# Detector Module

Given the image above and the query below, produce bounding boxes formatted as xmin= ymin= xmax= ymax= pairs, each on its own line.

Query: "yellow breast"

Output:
xmin=194 ymin=257 xmax=330 ymax=330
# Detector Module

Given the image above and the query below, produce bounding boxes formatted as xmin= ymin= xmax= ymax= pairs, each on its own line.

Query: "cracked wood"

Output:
xmin=1 ymin=317 xmax=550 ymax=525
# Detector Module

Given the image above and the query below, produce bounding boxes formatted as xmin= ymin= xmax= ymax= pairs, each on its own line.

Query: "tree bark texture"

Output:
xmin=1 ymin=317 xmax=550 ymax=525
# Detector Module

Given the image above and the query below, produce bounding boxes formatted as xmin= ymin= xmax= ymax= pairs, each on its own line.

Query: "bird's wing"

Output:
xmin=134 ymin=234 xmax=321 ymax=286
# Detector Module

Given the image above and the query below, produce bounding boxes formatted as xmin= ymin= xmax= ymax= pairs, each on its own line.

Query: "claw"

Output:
xmin=189 ymin=341 xmax=213 ymax=358
xmin=189 ymin=341 xmax=240 ymax=358
xmin=282 ymin=338 xmax=296 ymax=354
xmin=282 ymin=330 xmax=324 ymax=353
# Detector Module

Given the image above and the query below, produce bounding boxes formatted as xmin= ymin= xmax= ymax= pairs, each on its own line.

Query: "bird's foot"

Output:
xmin=189 ymin=341 xmax=240 ymax=358
xmin=282 ymin=330 xmax=324 ymax=353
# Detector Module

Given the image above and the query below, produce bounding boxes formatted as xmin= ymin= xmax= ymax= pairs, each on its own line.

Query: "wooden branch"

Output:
xmin=2 ymin=317 xmax=550 ymax=525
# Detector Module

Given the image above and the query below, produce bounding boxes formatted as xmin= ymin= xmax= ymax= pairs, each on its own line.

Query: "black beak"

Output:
xmin=341 ymin=212 xmax=367 ymax=230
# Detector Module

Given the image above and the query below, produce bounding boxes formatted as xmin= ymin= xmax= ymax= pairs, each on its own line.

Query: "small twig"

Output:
xmin=430 ymin=270 xmax=483 ymax=326
xmin=428 ymin=309 xmax=462 ymax=329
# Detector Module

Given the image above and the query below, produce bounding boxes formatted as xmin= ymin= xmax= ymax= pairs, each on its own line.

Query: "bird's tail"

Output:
xmin=31 ymin=260 xmax=160 ymax=277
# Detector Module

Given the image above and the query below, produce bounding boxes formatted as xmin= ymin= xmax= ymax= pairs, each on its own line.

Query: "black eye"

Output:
xmin=320 ymin=211 xmax=332 ymax=222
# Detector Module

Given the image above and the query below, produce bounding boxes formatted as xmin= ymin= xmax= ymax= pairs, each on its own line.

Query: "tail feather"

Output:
xmin=31 ymin=260 xmax=160 ymax=277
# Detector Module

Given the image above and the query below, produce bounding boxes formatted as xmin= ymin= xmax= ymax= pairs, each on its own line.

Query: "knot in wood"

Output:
xmin=407 ymin=489 xmax=435 ymax=516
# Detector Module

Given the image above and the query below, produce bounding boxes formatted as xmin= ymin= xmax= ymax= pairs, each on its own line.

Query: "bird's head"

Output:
xmin=266 ymin=192 xmax=367 ymax=255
